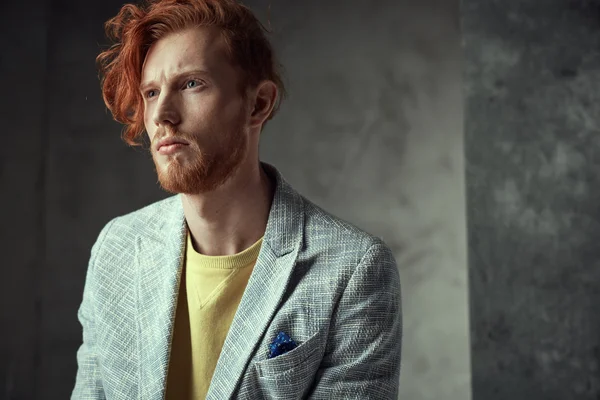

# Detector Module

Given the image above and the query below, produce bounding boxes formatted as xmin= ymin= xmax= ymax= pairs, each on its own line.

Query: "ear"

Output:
xmin=248 ymin=80 xmax=278 ymax=128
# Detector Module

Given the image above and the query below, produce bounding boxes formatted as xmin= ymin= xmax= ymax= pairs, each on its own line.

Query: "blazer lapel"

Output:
xmin=206 ymin=163 xmax=305 ymax=399
xmin=135 ymin=197 xmax=187 ymax=400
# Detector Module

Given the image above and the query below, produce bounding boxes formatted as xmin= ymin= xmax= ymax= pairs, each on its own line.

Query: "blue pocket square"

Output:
xmin=268 ymin=331 xmax=298 ymax=359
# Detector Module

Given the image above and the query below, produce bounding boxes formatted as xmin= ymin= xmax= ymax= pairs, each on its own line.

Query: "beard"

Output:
xmin=149 ymin=111 xmax=249 ymax=195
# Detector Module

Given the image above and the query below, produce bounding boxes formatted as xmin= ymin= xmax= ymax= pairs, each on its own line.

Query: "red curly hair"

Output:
xmin=96 ymin=0 xmax=286 ymax=146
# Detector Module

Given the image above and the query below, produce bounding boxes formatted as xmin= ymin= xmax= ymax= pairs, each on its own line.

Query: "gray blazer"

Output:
xmin=72 ymin=163 xmax=402 ymax=400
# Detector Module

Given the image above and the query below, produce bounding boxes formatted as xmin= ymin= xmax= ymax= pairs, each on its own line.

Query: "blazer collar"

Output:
xmin=135 ymin=162 xmax=305 ymax=399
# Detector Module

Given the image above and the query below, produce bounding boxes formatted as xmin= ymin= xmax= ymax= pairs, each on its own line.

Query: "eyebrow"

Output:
xmin=139 ymin=69 xmax=211 ymax=94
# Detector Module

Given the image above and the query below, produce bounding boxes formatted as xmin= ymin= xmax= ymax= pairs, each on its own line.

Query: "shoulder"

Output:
xmin=302 ymin=196 xmax=390 ymax=248
xmin=298 ymin=197 xmax=401 ymax=324
xmin=300 ymin=196 xmax=397 ymax=274
xmin=92 ymin=195 xmax=180 ymax=249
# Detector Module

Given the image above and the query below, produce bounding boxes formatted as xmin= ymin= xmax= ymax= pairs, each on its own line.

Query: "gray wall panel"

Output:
xmin=464 ymin=0 xmax=600 ymax=398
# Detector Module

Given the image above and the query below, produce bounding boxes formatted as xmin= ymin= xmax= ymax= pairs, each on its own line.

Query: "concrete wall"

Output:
xmin=1 ymin=1 xmax=467 ymax=398
xmin=464 ymin=0 xmax=600 ymax=398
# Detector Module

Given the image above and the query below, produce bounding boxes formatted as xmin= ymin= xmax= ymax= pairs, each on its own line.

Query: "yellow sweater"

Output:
xmin=165 ymin=232 xmax=263 ymax=399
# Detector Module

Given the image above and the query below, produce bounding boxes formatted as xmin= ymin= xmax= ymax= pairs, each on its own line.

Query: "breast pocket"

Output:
xmin=255 ymin=329 xmax=324 ymax=379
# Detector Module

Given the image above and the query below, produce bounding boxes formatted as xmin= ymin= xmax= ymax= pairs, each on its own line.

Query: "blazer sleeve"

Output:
xmin=71 ymin=219 xmax=115 ymax=400
xmin=308 ymin=241 xmax=402 ymax=399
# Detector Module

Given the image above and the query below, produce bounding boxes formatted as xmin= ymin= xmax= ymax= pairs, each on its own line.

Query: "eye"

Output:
xmin=185 ymin=79 xmax=202 ymax=89
xmin=145 ymin=89 xmax=157 ymax=99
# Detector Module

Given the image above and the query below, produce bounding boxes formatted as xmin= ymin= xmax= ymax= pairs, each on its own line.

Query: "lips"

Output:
xmin=156 ymin=137 xmax=189 ymax=151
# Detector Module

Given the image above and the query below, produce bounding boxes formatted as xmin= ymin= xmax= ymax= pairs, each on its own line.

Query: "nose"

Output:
xmin=152 ymin=92 xmax=180 ymax=127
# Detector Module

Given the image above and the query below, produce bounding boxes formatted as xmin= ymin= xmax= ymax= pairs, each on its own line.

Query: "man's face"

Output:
xmin=140 ymin=26 xmax=250 ymax=194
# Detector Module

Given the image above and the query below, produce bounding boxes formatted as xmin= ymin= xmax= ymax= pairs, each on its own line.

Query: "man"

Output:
xmin=72 ymin=0 xmax=402 ymax=399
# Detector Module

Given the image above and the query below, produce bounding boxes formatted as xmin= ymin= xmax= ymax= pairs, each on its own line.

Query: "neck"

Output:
xmin=181 ymin=161 xmax=274 ymax=256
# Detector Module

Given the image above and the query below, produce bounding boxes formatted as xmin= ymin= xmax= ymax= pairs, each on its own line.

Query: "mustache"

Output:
xmin=152 ymin=125 xmax=190 ymax=146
